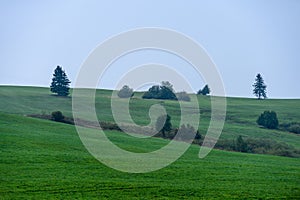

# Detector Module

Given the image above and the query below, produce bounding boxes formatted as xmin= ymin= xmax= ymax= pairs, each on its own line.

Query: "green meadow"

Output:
xmin=0 ymin=86 xmax=299 ymax=199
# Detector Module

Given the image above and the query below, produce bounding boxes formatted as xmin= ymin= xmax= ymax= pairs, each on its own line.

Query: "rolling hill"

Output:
xmin=0 ymin=86 xmax=299 ymax=199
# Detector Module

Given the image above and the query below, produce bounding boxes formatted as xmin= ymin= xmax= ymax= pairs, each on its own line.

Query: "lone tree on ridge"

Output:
xmin=252 ymin=73 xmax=267 ymax=99
xmin=50 ymin=66 xmax=71 ymax=96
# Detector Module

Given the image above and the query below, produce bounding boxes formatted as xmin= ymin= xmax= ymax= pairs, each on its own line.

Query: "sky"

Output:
xmin=0 ymin=0 xmax=299 ymax=98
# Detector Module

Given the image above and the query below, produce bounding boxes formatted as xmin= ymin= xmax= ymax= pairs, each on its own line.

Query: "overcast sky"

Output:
xmin=0 ymin=0 xmax=299 ymax=98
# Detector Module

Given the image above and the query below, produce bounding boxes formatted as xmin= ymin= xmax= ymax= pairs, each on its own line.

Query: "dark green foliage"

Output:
xmin=50 ymin=66 xmax=71 ymax=96
xmin=288 ymin=124 xmax=300 ymax=134
xmin=214 ymin=139 xmax=236 ymax=151
xmin=142 ymin=82 xmax=177 ymax=100
xmin=155 ymin=114 xmax=172 ymax=138
xmin=257 ymin=110 xmax=279 ymax=129
xmin=117 ymin=85 xmax=134 ymax=98
xmin=215 ymin=137 xmax=300 ymax=158
xmin=142 ymin=85 xmax=159 ymax=99
xmin=51 ymin=111 xmax=64 ymax=122
xmin=280 ymin=122 xmax=300 ymax=134
xmin=236 ymin=135 xmax=248 ymax=152
xmin=245 ymin=138 xmax=300 ymax=157
xmin=253 ymin=73 xmax=267 ymax=99
xmin=197 ymin=84 xmax=210 ymax=95
xmin=159 ymin=86 xmax=177 ymax=100
xmin=176 ymin=91 xmax=191 ymax=101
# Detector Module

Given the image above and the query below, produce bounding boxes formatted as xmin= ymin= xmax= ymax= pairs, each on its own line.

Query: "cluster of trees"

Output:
xmin=155 ymin=114 xmax=201 ymax=141
xmin=49 ymin=66 xmax=212 ymax=100
xmin=143 ymin=81 xmax=177 ymax=100
xmin=115 ymin=81 xmax=210 ymax=102
xmin=116 ymin=73 xmax=264 ymax=100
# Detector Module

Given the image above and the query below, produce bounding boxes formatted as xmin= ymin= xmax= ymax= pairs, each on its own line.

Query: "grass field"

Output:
xmin=0 ymin=86 xmax=300 ymax=199
xmin=0 ymin=86 xmax=299 ymax=146
xmin=1 ymin=113 xmax=299 ymax=199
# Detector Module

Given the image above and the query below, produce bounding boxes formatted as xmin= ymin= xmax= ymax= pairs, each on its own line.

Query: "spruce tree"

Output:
xmin=197 ymin=84 xmax=210 ymax=95
xmin=253 ymin=73 xmax=267 ymax=99
xmin=50 ymin=66 xmax=71 ymax=96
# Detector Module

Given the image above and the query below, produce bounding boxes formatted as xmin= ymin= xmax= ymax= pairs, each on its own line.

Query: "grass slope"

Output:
xmin=0 ymin=86 xmax=299 ymax=147
xmin=0 ymin=113 xmax=299 ymax=199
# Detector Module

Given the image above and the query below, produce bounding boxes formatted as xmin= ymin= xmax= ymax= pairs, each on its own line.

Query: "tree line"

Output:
xmin=50 ymin=66 xmax=300 ymax=133
xmin=50 ymin=66 xmax=267 ymax=101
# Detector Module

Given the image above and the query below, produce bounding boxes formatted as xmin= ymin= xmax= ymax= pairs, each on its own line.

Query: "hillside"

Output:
xmin=0 ymin=86 xmax=299 ymax=147
xmin=0 ymin=86 xmax=300 ymax=198
xmin=0 ymin=112 xmax=299 ymax=199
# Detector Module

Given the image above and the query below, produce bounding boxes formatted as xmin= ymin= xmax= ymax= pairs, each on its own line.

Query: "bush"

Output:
xmin=176 ymin=124 xmax=201 ymax=141
xmin=117 ymin=85 xmax=134 ymax=98
xmin=257 ymin=110 xmax=279 ymax=129
xmin=288 ymin=124 xmax=300 ymax=134
xmin=51 ymin=111 xmax=64 ymax=122
xmin=176 ymin=91 xmax=191 ymax=101
xmin=215 ymin=137 xmax=300 ymax=158
xmin=236 ymin=135 xmax=248 ymax=152
xmin=215 ymin=139 xmax=236 ymax=151
xmin=279 ymin=122 xmax=300 ymax=134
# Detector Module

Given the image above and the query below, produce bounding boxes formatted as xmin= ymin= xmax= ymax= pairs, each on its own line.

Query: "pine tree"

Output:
xmin=253 ymin=73 xmax=267 ymax=99
xmin=50 ymin=66 xmax=71 ymax=96
xmin=197 ymin=84 xmax=210 ymax=95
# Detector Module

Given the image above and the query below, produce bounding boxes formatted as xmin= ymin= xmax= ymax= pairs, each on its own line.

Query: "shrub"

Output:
xmin=215 ymin=137 xmax=300 ymax=158
xmin=215 ymin=139 xmax=236 ymax=151
xmin=279 ymin=122 xmax=300 ymax=134
xmin=51 ymin=111 xmax=64 ymax=122
xmin=236 ymin=135 xmax=248 ymax=152
xmin=117 ymin=85 xmax=134 ymax=98
xmin=288 ymin=124 xmax=300 ymax=134
xmin=176 ymin=91 xmax=191 ymax=101
xmin=176 ymin=124 xmax=200 ymax=141
xmin=257 ymin=110 xmax=279 ymax=129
